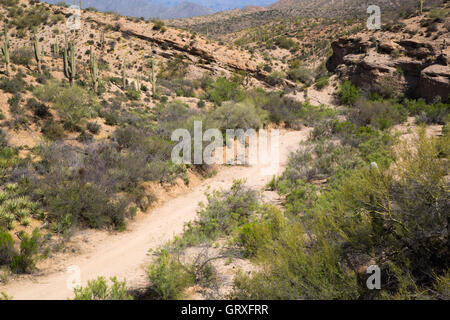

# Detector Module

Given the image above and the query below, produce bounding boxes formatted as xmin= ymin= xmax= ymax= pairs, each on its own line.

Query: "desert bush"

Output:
xmin=26 ymin=98 xmax=51 ymax=119
xmin=187 ymin=180 xmax=260 ymax=242
xmin=147 ymin=250 xmax=194 ymax=300
xmin=288 ymin=67 xmax=314 ymax=84
xmin=11 ymin=47 xmax=34 ymax=66
xmin=87 ymin=122 xmax=101 ymax=135
xmin=158 ymin=55 xmax=187 ymax=80
xmin=53 ymin=85 xmax=99 ymax=127
xmin=237 ymin=206 xmax=285 ymax=257
xmin=125 ymin=88 xmax=141 ymax=101
xmin=73 ymin=277 xmax=133 ymax=300
xmin=77 ymin=130 xmax=93 ymax=143
xmin=315 ymin=76 xmax=330 ymax=90
xmin=338 ymin=80 xmax=361 ymax=106
xmin=266 ymin=71 xmax=285 ymax=86
xmin=45 ymin=173 xmax=129 ymax=232
xmin=152 ymin=19 xmax=165 ymax=31
xmin=405 ymin=99 xmax=449 ymax=125
xmin=36 ymin=143 xmax=133 ymax=232
xmin=247 ymin=90 xmax=303 ymax=127
xmin=41 ymin=119 xmax=66 ymax=141
xmin=35 ymin=82 xmax=99 ymax=128
xmin=204 ymin=77 xmax=244 ymax=105
xmin=0 ymin=231 xmax=15 ymax=266
xmin=232 ymin=129 xmax=448 ymax=300
xmin=11 ymin=6 xmax=49 ymax=30
xmin=275 ymin=36 xmax=298 ymax=50
xmin=8 ymin=93 xmax=21 ymax=114
xmin=208 ymin=101 xmax=267 ymax=131
xmin=10 ymin=228 xmax=43 ymax=274
xmin=349 ymin=99 xmax=407 ymax=129
xmin=0 ymin=75 xmax=27 ymax=93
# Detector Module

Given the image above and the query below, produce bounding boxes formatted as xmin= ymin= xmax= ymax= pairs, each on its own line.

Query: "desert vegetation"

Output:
xmin=0 ymin=0 xmax=448 ymax=301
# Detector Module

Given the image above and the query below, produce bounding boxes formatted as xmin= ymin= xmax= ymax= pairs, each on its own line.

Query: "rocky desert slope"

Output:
xmin=327 ymin=6 xmax=450 ymax=102
xmin=0 ymin=0 xmax=448 ymax=301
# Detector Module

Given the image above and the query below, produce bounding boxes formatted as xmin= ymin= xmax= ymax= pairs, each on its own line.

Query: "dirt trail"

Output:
xmin=1 ymin=128 xmax=311 ymax=300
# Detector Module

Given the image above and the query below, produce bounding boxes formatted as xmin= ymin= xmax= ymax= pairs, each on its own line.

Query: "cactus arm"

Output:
xmin=151 ymin=59 xmax=156 ymax=96
xmin=122 ymin=58 xmax=126 ymax=90
xmin=89 ymin=47 xmax=99 ymax=93
xmin=3 ymin=21 xmax=10 ymax=76
xmin=63 ymin=35 xmax=76 ymax=85
xmin=33 ymin=32 xmax=42 ymax=74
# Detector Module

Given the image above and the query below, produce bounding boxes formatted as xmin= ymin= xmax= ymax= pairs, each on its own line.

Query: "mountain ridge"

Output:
xmin=43 ymin=0 xmax=216 ymax=19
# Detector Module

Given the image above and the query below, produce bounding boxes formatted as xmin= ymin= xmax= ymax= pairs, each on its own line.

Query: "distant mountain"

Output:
xmin=149 ymin=1 xmax=277 ymax=11
xmin=169 ymin=0 xmax=445 ymax=36
xmin=268 ymin=0 xmax=444 ymax=12
xmin=43 ymin=0 xmax=216 ymax=19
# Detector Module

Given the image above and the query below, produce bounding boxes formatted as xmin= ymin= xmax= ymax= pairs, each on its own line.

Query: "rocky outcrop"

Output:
xmin=327 ymin=36 xmax=450 ymax=102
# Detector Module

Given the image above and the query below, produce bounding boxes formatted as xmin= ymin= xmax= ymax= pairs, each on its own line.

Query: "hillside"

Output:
xmin=168 ymin=0 xmax=445 ymax=36
xmin=43 ymin=0 xmax=216 ymax=19
xmin=0 ymin=0 xmax=448 ymax=302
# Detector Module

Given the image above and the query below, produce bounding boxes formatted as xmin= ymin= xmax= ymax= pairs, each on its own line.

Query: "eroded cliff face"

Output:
xmin=327 ymin=14 xmax=450 ymax=102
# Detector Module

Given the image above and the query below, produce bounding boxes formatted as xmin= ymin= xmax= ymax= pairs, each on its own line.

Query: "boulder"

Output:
xmin=327 ymin=35 xmax=449 ymax=102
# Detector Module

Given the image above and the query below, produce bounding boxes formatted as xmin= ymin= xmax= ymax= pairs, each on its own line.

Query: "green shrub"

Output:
xmin=125 ymin=88 xmax=141 ymax=101
xmin=10 ymin=228 xmax=43 ymax=274
xmin=53 ymin=85 xmax=99 ymax=127
xmin=246 ymin=90 xmax=303 ymax=127
xmin=349 ymin=99 xmax=407 ymax=129
xmin=152 ymin=19 xmax=165 ymax=31
xmin=288 ymin=67 xmax=314 ymax=84
xmin=35 ymin=82 xmax=99 ymax=127
xmin=405 ymin=99 xmax=449 ymax=125
xmin=11 ymin=47 xmax=34 ymax=66
xmin=204 ymin=77 xmax=244 ymax=105
xmin=45 ymin=180 xmax=128 ymax=231
xmin=190 ymin=180 xmax=260 ymax=241
xmin=0 ymin=231 xmax=15 ymax=266
xmin=338 ymin=80 xmax=361 ymax=106
xmin=208 ymin=101 xmax=267 ymax=131
xmin=275 ymin=36 xmax=298 ymax=50
xmin=73 ymin=277 xmax=133 ymax=300
xmin=0 ymin=75 xmax=27 ymax=93
xmin=87 ymin=122 xmax=101 ymax=135
xmin=41 ymin=119 xmax=66 ymax=141
xmin=26 ymin=98 xmax=51 ymax=119
xmin=147 ymin=250 xmax=194 ymax=300
xmin=266 ymin=71 xmax=285 ymax=86
xmin=76 ymin=130 xmax=93 ymax=143
xmin=232 ymin=130 xmax=448 ymax=300
xmin=315 ymin=76 xmax=330 ymax=90
xmin=237 ymin=206 xmax=285 ymax=257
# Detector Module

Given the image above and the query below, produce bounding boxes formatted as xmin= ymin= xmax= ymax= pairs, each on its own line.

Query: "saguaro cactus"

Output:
xmin=419 ymin=0 xmax=425 ymax=14
xmin=33 ymin=32 xmax=42 ymax=74
xmin=74 ymin=0 xmax=82 ymax=9
xmin=136 ymin=75 xmax=141 ymax=91
xmin=2 ymin=21 xmax=10 ymax=77
xmin=52 ymin=42 xmax=60 ymax=57
xmin=89 ymin=47 xmax=99 ymax=93
xmin=151 ymin=58 xmax=156 ymax=96
xmin=122 ymin=58 xmax=127 ymax=90
xmin=100 ymin=30 xmax=105 ymax=52
xmin=63 ymin=35 xmax=76 ymax=85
